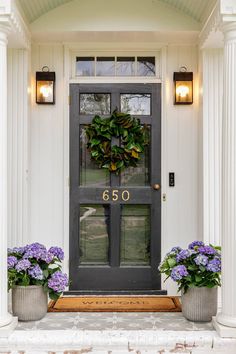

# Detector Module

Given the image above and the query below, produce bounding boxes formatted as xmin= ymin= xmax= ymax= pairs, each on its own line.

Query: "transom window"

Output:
xmin=76 ymin=56 xmax=158 ymax=77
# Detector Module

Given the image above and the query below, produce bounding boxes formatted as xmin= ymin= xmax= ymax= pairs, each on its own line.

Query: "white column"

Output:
xmin=0 ymin=29 xmax=13 ymax=328
xmin=214 ymin=22 xmax=236 ymax=336
xmin=7 ymin=48 xmax=30 ymax=248
xmin=202 ymin=49 xmax=223 ymax=246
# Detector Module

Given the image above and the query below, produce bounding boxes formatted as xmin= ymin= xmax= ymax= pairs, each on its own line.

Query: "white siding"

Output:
xmin=29 ymin=44 xmax=64 ymax=249
xmin=162 ymin=45 xmax=199 ymax=294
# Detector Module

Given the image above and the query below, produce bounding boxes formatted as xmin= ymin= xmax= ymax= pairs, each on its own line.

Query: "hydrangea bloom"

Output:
xmin=206 ymin=258 xmax=221 ymax=272
xmin=188 ymin=241 xmax=205 ymax=249
xmin=194 ymin=254 xmax=209 ymax=266
xmin=15 ymin=259 xmax=31 ymax=271
xmin=48 ymin=271 xmax=68 ymax=293
xmin=8 ymin=243 xmax=68 ymax=300
xmin=28 ymin=265 xmax=44 ymax=280
xmin=198 ymin=245 xmax=216 ymax=255
xmin=48 ymin=247 xmax=64 ymax=261
xmin=7 ymin=256 xmax=18 ymax=269
xmin=176 ymin=249 xmax=191 ymax=262
xmin=159 ymin=242 xmax=221 ymax=292
xmin=41 ymin=252 xmax=54 ymax=264
xmin=23 ymin=242 xmax=47 ymax=260
xmin=171 ymin=265 xmax=188 ymax=281
xmin=171 ymin=246 xmax=182 ymax=253
xmin=10 ymin=247 xmax=26 ymax=255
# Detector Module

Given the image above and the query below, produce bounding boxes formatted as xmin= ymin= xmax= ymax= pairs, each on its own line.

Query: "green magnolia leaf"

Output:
xmin=90 ymin=138 xmax=101 ymax=147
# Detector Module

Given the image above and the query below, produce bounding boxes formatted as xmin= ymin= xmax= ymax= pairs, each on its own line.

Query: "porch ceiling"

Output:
xmin=17 ymin=0 xmax=217 ymax=25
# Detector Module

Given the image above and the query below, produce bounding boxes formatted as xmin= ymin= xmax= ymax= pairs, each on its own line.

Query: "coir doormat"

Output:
xmin=48 ymin=296 xmax=181 ymax=312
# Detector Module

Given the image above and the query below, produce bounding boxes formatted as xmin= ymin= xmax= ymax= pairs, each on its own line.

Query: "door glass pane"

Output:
xmin=120 ymin=205 xmax=150 ymax=266
xmin=80 ymin=93 xmax=111 ymax=115
xmin=79 ymin=205 xmax=109 ymax=265
xmin=80 ymin=126 xmax=110 ymax=186
xmin=76 ymin=57 xmax=95 ymax=76
xmin=137 ymin=57 xmax=155 ymax=76
xmin=117 ymin=57 xmax=135 ymax=76
xmin=121 ymin=126 xmax=150 ymax=186
xmin=120 ymin=94 xmax=151 ymax=115
xmin=96 ymin=57 xmax=115 ymax=76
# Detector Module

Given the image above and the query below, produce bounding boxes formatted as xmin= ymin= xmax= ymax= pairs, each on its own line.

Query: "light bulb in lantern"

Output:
xmin=40 ymin=84 xmax=53 ymax=98
xmin=176 ymin=85 xmax=189 ymax=98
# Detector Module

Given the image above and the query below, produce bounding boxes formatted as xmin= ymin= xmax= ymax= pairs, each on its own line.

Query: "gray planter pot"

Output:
xmin=181 ymin=287 xmax=217 ymax=322
xmin=12 ymin=285 xmax=48 ymax=321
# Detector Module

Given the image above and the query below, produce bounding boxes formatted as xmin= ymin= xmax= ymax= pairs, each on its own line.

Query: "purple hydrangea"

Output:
xmin=171 ymin=246 xmax=182 ymax=253
xmin=7 ymin=256 xmax=18 ymax=269
xmin=8 ymin=247 xmax=25 ymax=255
xmin=171 ymin=265 xmax=189 ymax=281
xmin=15 ymin=259 xmax=31 ymax=272
xmin=41 ymin=252 xmax=54 ymax=264
xmin=176 ymin=249 xmax=191 ymax=262
xmin=28 ymin=265 xmax=44 ymax=280
xmin=48 ymin=271 xmax=68 ymax=293
xmin=194 ymin=254 xmax=209 ymax=266
xmin=23 ymin=243 xmax=47 ymax=260
xmin=198 ymin=245 xmax=216 ymax=255
xmin=48 ymin=247 xmax=64 ymax=261
xmin=188 ymin=241 xmax=205 ymax=249
xmin=206 ymin=258 xmax=221 ymax=272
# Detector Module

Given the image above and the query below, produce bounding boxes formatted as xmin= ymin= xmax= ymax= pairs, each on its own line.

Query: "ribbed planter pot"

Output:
xmin=12 ymin=285 xmax=48 ymax=321
xmin=181 ymin=287 xmax=217 ymax=322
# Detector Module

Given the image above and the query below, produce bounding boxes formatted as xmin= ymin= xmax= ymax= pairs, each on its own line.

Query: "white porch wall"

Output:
xmin=29 ymin=44 xmax=64 ymax=250
xmin=162 ymin=45 xmax=199 ymax=294
xmin=29 ymin=43 xmax=200 ymax=294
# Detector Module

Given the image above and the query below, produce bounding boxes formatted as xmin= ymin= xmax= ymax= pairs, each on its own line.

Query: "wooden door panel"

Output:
xmin=69 ymin=83 xmax=164 ymax=294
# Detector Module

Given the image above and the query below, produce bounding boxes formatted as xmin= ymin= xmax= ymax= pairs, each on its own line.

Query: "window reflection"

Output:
xmin=120 ymin=205 xmax=150 ymax=266
xmin=80 ymin=93 xmax=111 ymax=115
xmin=80 ymin=126 xmax=110 ymax=186
xmin=96 ymin=57 xmax=115 ymax=76
xmin=120 ymin=94 xmax=151 ymax=115
xmin=137 ymin=57 xmax=155 ymax=76
xmin=76 ymin=57 xmax=95 ymax=76
xmin=75 ymin=56 xmax=157 ymax=77
xmin=117 ymin=57 xmax=135 ymax=76
xmin=79 ymin=205 xmax=110 ymax=265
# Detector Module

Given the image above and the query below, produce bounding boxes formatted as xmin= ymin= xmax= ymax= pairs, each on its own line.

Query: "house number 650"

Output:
xmin=102 ymin=189 xmax=130 ymax=202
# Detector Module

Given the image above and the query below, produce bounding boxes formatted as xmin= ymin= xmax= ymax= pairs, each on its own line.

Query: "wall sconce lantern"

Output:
xmin=173 ymin=66 xmax=193 ymax=105
xmin=36 ymin=66 xmax=55 ymax=104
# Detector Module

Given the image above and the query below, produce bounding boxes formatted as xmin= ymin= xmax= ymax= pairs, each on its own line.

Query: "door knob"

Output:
xmin=153 ymin=183 xmax=161 ymax=190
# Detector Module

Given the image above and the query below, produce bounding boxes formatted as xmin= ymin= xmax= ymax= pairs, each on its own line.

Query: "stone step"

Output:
xmin=2 ymin=349 xmax=236 ymax=354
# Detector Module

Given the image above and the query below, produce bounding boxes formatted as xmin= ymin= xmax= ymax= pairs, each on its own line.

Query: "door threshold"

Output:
xmin=64 ymin=290 xmax=167 ymax=296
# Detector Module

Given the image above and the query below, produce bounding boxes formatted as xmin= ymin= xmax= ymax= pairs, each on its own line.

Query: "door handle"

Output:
xmin=153 ymin=183 xmax=161 ymax=190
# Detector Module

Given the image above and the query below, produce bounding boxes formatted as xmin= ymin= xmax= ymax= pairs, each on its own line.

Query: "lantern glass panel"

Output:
xmin=36 ymin=80 xmax=54 ymax=103
xmin=175 ymin=80 xmax=193 ymax=104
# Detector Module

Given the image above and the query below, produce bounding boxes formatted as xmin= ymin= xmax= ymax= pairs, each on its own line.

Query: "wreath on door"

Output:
xmin=85 ymin=110 xmax=149 ymax=174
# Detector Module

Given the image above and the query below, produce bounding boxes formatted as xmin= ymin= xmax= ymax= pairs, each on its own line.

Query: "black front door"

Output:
xmin=69 ymin=83 xmax=164 ymax=294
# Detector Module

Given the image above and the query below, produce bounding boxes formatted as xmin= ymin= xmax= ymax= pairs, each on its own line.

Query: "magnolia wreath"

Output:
xmin=85 ymin=110 xmax=149 ymax=174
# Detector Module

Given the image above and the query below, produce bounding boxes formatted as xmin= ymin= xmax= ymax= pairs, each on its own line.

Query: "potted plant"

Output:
xmin=8 ymin=243 xmax=68 ymax=321
xmin=159 ymin=241 xmax=221 ymax=322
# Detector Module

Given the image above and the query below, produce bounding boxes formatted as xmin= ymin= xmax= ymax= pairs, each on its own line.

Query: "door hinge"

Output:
xmin=68 ymin=95 xmax=71 ymax=105
xmin=68 ymin=177 xmax=70 ymax=187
